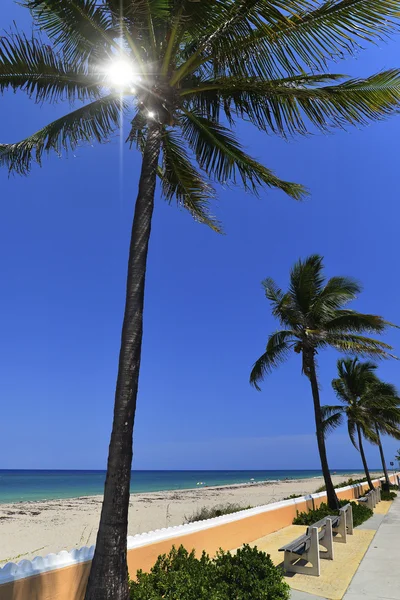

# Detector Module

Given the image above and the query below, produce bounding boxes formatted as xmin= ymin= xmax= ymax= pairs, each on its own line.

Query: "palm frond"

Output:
xmin=213 ymin=0 xmax=400 ymax=79
xmin=182 ymin=71 xmax=400 ymax=137
xmin=0 ymin=33 xmax=101 ymax=103
xmin=126 ymin=110 xmax=148 ymax=151
xmin=171 ymin=0 xmax=295 ymax=84
xmin=353 ymin=359 xmax=379 ymax=377
xmin=323 ymin=333 xmax=395 ymax=358
xmin=332 ymin=374 xmax=354 ymax=404
xmin=22 ymin=0 xmax=116 ymax=62
xmin=367 ymin=381 xmax=399 ymax=398
xmin=359 ymin=421 xmax=379 ymax=444
xmin=336 ymin=356 xmax=377 ymax=382
xmin=262 ymin=277 xmax=284 ymax=307
xmin=180 ymin=74 xmax=343 ymax=133
xmin=199 ymin=0 xmax=293 ymax=46
xmin=332 ymin=357 xmax=381 ymax=401
xmin=348 ymin=419 xmax=358 ymax=449
xmin=160 ymin=128 xmax=221 ymax=232
xmin=271 ymin=0 xmax=400 ymax=70
xmin=368 ymin=405 xmax=400 ymax=433
xmin=116 ymin=0 xmax=172 ymax=56
xmin=0 ymin=95 xmax=122 ymax=174
xmin=325 ymin=310 xmax=393 ymax=333
xmin=315 ymin=70 xmax=400 ymax=126
xmin=311 ymin=276 xmax=361 ymax=319
xmin=180 ymin=111 xmax=306 ymax=199
xmin=262 ymin=280 xmax=304 ymax=329
xmin=250 ymin=329 xmax=296 ymax=390
xmin=378 ymin=424 xmax=400 ymax=440
xmin=289 ymin=254 xmax=325 ymax=314
xmin=321 ymin=405 xmax=344 ymax=436
xmin=105 ymin=0 xmax=170 ymax=21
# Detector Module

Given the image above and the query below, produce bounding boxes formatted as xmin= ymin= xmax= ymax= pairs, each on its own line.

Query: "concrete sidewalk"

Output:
xmin=343 ymin=497 xmax=400 ymax=600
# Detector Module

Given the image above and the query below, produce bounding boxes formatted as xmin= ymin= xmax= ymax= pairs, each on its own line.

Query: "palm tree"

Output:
xmin=366 ymin=383 xmax=400 ymax=486
xmin=322 ymin=358 xmax=400 ymax=489
xmin=2 ymin=2 xmax=400 ymax=599
xmin=250 ymin=256 xmax=395 ymax=509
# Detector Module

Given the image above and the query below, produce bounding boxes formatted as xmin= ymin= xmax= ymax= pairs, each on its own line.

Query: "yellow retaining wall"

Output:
xmin=0 ymin=474 xmax=397 ymax=600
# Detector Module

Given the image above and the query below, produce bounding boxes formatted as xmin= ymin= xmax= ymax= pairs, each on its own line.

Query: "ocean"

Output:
xmin=0 ymin=469 xmax=371 ymax=504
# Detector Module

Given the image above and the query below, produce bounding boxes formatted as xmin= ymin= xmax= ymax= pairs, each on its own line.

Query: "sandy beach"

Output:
xmin=0 ymin=472 xmax=382 ymax=566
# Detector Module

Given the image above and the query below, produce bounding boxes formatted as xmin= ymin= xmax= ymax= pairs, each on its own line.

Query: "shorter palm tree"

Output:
xmin=366 ymin=383 xmax=400 ymax=486
xmin=250 ymin=255 xmax=395 ymax=509
xmin=322 ymin=358 xmax=400 ymax=489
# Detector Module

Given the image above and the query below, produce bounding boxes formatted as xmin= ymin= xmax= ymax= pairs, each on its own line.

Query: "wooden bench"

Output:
xmin=279 ymin=518 xmax=334 ymax=576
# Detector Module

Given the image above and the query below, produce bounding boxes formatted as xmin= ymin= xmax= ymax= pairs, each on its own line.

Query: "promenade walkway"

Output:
xmin=343 ymin=496 xmax=400 ymax=600
xmin=290 ymin=497 xmax=400 ymax=600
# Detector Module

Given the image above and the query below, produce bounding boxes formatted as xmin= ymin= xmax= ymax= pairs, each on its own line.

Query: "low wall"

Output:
xmin=0 ymin=473 xmax=397 ymax=600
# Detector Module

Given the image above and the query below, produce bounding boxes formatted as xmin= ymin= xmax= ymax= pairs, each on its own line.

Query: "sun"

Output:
xmin=105 ymin=59 xmax=138 ymax=89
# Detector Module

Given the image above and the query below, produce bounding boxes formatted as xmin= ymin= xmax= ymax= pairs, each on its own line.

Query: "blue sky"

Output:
xmin=1 ymin=1 xmax=400 ymax=472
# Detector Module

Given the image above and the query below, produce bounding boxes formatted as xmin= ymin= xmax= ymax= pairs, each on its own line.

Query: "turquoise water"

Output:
xmin=0 ymin=470 xmax=371 ymax=504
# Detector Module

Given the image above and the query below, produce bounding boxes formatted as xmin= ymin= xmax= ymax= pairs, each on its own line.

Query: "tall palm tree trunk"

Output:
xmin=356 ymin=424 xmax=374 ymax=491
xmin=375 ymin=425 xmax=390 ymax=486
xmin=307 ymin=352 xmax=340 ymax=510
xmin=85 ymin=120 xmax=162 ymax=600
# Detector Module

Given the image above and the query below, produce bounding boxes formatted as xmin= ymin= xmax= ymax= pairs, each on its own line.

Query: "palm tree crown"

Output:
xmin=2 ymin=0 xmax=400 ymax=230
xmin=322 ymin=357 xmax=400 ymax=488
xmin=323 ymin=358 xmax=400 ymax=447
xmin=250 ymin=255 xmax=394 ymax=389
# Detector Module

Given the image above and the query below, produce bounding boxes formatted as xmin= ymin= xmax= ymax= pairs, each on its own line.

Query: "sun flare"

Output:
xmin=105 ymin=59 xmax=138 ymax=88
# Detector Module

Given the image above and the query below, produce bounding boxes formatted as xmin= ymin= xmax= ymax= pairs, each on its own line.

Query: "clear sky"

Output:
xmin=1 ymin=1 xmax=400 ymax=472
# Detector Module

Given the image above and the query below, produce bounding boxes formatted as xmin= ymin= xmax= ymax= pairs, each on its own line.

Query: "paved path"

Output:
xmin=343 ymin=497 xmax=400 ymax=600
xmin=290 ymin=591 xmax=327 ymax=600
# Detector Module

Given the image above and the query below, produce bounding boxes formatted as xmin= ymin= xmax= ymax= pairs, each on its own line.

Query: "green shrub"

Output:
xmin=184 ymin=503 xmax=252 ymax=523
xmin=314 ymin=476 xmax=373 ymax=493
xmin=293 ymin=502 xmax=332 ymax=526
xmin=212 ymin=545 xmax=290 ymax=600
xmin=293 ymin=500 xmax=373 ymax=528
xmin=350 ymin=501 xmax=374 ymax=526
xmin=381 ymin=490 xmax=397 ymax=501
xmin=129 ymin=545 xmax=290 ymax=600
xmin=283 ymin=494 xmax=303 ymax=500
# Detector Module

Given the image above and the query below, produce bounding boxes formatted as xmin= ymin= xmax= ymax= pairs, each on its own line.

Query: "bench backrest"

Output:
xmin=306 ymin=517 xmax=333 ymax=540
xmin=307 ymin=517 xmax=328 ymax=531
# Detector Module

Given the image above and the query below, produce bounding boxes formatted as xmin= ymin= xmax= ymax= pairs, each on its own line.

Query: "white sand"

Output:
xmin=0 ymin=472 xmax=382 ymax=566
